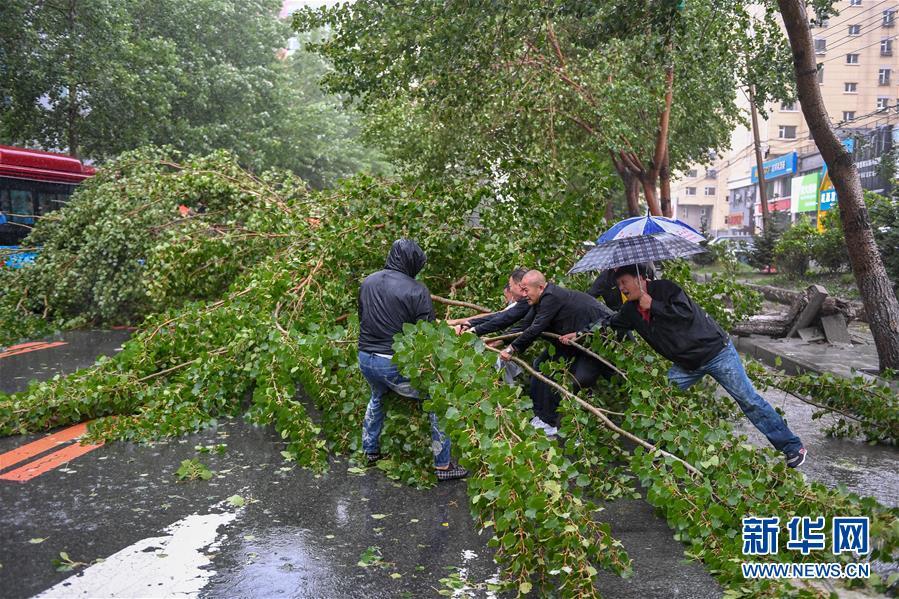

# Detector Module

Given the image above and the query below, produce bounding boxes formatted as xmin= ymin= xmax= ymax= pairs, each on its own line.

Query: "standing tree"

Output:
xmin=296 ymin=0 xmax=793 ymax=216
xmin=0 ymin=0 xmax=384 ymax=186
xmin=775 ymin=0 xmax=899 ymax=369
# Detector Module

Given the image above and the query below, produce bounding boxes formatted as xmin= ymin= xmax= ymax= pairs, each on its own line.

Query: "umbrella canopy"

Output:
xmin=598 ymin=214 xmax=705 ymax=244
xmin=569 ymin=232 xmax=705 ymax=274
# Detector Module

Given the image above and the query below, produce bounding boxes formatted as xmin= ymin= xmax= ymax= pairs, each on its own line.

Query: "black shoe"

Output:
xmin=435 ymin=462 xmax=468 ymax=481
xmin=365 ymin=452 xmax=383 ymax=467
xmin=786 ymin=447 xmax=807 ymax=469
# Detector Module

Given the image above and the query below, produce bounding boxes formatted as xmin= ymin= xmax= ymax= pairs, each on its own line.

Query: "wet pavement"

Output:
xmin=0 ymin=330 xmax=132 ymax=395
xmin=730 ymin=379 xmax=898 ymax=508
xmin=1 ymin=331 xmax=723 ymax=598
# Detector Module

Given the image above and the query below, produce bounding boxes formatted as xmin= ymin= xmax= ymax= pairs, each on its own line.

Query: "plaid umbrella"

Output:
xmin=568 ymin=232 xmax=705 ymax=274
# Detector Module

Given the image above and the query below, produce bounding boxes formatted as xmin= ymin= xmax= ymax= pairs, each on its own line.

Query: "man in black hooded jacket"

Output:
xmin=358 ymin=239 xmax=467 ymax=481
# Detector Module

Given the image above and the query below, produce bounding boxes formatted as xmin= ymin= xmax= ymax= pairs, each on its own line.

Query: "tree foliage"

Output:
xmin=294 ymin=0 xmax=794 ymax=212
xmin=0 ymin=1 xmax=384 ymax=186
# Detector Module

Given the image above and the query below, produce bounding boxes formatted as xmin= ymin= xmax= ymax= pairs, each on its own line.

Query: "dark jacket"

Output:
xmin=468 ymin=299 xmax=531 ymax=335
xmin=587 ymin=270 xmax=624 ymax=311
xmin=358 ymin=239 xmax=434 ymax=355
xmin=604 ymin=280 xmax=728 ymax=370
xmin=510 ymin=284 xmax=611 ymax=354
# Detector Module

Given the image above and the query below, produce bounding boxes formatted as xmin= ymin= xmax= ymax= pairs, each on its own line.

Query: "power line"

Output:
xmin=813 ymin=0 xmax=894 ymax=37
xmin=813 ymin=7 xmax=894 ymax=50
xmin=819 ymin=18 xmax=892 ymax=54
xmin=833 ymin=101 xmax=899 ymax=126
xmin=820 ymin=31 xmax=899 ymax=62
xmin=827 ymin=0 xmax=890 ymax=36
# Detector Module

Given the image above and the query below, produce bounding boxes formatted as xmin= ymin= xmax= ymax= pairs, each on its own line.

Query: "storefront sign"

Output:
xmin=791 ymin=172 xmax=819 ymax=212
xmin=751 ymin=152 xmax=797 ymax=183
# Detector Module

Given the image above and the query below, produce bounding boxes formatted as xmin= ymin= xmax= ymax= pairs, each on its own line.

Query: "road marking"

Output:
xmin=0 ymin=438 xmax=104 ymax=482
xmin=0 ymin=422 xmax=89 ymax=471
xmin=0 ymin=341 xmax=68 ymax=359
xmin=35 ymin=510 xmax=239 ymax=598
xmin=2 ymin=341 xmax=45 ymax=352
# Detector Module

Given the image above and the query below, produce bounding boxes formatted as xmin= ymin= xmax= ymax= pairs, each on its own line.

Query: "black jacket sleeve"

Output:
xmin=471 ymin=300 xmax=529 ymax=335
xmin=510 ymin=294 xmax=561 ymax=353
xmin=415 ymin=287 xmax=436 ymax=323
xmin=648 ymin=282 xmax=694 ymax=323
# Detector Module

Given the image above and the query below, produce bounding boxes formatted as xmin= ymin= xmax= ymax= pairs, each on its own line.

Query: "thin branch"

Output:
xmin=484 ymin=346 xmax=701 ymax=477
xmin=431 ymin=295 xmax=491 ymax=313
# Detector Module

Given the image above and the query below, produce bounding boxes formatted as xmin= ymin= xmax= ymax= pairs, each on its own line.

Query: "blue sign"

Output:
xmin=817 ymin=138 xmax=856 ymax=213
xmin=751 ymin=152 xmax=797 ymax=183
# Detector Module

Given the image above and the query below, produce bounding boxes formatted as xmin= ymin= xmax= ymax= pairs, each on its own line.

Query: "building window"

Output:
xmin=882 ymin=39 xmax=894 ymax=56
xmin=706 ymin=168 xmax=718 ymax=179
xmin=704 ymin=187 xmax=716 ymax=196
xmin=685 ymin=187 xmax=697 ymax=196
xmin=846 ymin=53 xmax=859 ymax=64
xmin=686 ymin=169 xmax=697 ymax=178
xmin=779 ymin=125 xmax=797 ymax=139
xmin=880 ymin=68 xmax=892 ymax=85
xmin=850 ymin=0 xmax=861 ymax=5
xmin=781 ymin=102 xmax=797 ymax=111
xmin=848 ymin=24 xmax=861 ymax=35
xmin=883 ymin=10 xmax=895 ymax=26
xmin=843 ymin=111 xmax=856 ymax=122
xmin=818 ymin=66 xmax=824 ymax=83
xmin=877 ymin=97 xmax=890 ymax=110
xmin=814 ymin=38 xmax=827 ymax=54
xmin=844 ymin=82 xmax=858 ymax=93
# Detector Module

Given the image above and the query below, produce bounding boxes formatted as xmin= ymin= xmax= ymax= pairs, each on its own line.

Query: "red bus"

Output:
xmin=0 ymin=145 xmax=96 ymax=246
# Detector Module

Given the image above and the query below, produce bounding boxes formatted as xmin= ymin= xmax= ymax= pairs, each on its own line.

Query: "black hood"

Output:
xmin=385 ymin=238 xmax=427 ymax=278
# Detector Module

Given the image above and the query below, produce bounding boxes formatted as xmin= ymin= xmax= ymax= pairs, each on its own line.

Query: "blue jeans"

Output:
xmin=668 ymin=341 xmax=803 ymax=455
xmin=358 ymin=351 xmax=451 ymax=468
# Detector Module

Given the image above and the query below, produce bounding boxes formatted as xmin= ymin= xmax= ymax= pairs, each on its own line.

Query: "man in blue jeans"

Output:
xmin=564 ymin=263 xmax=806 ymax=468
xmin=357 ymin=238 xmax=467 ymax=481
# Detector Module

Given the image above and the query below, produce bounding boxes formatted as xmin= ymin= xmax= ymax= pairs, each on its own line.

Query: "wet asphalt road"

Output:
xmin=1 ymin=331 xmax=723 ymax=598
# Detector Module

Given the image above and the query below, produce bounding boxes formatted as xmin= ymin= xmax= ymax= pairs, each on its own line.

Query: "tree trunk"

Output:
xmin=660 ymin=146 xmax=672 ymax=217
xmin=611 ymin=152 xmax=642 ymax=216
xmin=638 ymin=175 xmax=662 ymax=216
xmin=778 ymin=0 xmax=899 ymax=370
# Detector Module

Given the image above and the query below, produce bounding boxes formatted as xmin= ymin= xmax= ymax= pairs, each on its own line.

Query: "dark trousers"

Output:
xmin=529 ymin=345 xmax=613 ymax=426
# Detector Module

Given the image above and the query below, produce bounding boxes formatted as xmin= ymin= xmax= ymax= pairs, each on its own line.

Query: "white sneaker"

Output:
xmin=529 ymin=416 xmax=558 ymax=437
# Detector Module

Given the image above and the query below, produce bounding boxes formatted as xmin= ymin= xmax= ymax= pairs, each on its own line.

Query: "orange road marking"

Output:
xmin=0 ymin=341 xmax=67 ymax=359
xmin=0 ymin=439 xmax=104 ymax=482
xmin=2 ymin=341 xmax=45 ymax=352
xmin=0 ymin=422 xmax=89 ymax=471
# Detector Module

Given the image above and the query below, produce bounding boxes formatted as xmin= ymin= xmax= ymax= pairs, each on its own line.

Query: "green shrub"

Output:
xmin=866 ymin=191 xmax=899 ymax=289
xmin=813 ymin=210 xmax=850 ymax=272
xmin=774 ymin=218 xmax=818 ymax=277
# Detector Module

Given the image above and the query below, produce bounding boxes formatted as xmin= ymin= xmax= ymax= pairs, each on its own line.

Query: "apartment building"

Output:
xmin=672 ymin=0 xmax=899 ymax=237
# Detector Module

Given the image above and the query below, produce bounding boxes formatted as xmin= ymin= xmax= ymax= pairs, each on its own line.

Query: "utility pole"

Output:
xmin=748 ymin=85 xmax=771 ymax=233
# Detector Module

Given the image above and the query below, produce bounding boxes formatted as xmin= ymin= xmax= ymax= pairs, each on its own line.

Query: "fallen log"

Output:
xmin=744 ymin=283 xmax=860 ymax=321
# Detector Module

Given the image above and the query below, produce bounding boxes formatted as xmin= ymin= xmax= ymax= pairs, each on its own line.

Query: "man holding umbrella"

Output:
xmin=565 ymin=216 xmax=806 ymax=468
xmin=564 ymin=259 xmax=807 ymax=468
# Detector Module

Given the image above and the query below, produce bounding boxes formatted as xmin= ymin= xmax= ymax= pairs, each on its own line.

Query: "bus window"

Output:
xmin=10 ymin=189 xmax=35 ymax=225
xmin=37 ymin=192 xmax=57 ymax=216
xmin=0 ymin=188 xmax=9 ymax=215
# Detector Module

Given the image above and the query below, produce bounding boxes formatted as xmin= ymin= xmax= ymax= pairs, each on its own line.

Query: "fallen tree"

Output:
xmin=0 ymin=151 xmax=895 ymax=597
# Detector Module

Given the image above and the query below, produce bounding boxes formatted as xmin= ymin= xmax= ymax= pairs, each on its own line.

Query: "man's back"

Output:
xmin=358 ymin=240 xmax=434 ymax=355
xmin=511 ymin=284 xmax=611 ymax=353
